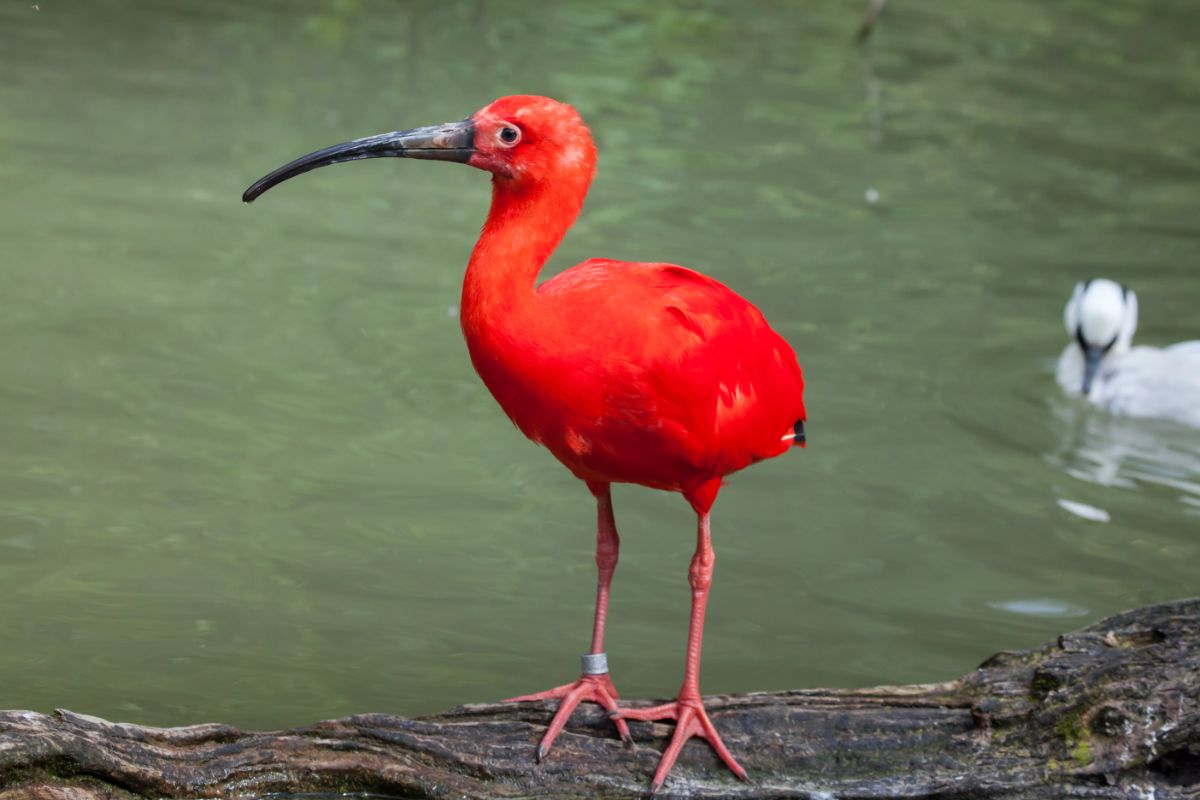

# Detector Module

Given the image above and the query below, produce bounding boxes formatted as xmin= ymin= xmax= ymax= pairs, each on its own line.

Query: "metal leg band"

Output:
xmin=580 ymin=652 xmax=608 ymax=675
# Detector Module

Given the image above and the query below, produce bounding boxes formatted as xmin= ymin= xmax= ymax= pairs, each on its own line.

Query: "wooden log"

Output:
xmin=1 ymin=598 xmax=1197 ymax=799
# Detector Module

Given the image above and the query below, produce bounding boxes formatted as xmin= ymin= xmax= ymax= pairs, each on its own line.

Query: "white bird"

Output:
xmin=1056 ymin=278 xmax=1200 ymax=428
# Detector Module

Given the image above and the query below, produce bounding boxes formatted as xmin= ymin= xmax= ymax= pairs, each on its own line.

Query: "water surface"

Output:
xmin=0 ymin=0 xmax=1197 ymax=729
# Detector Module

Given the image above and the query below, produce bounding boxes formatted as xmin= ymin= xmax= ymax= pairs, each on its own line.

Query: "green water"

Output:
xmin=1 ymin=0 xmax=1197 ymax=730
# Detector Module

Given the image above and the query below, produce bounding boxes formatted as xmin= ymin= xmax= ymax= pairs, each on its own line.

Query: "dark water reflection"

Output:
xmin=0 ymin=0 xmax=1197 ymax=728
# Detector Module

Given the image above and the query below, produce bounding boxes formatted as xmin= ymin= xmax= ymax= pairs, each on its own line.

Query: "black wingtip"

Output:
xmin=793 ymin=419 xmax=806 ymax=446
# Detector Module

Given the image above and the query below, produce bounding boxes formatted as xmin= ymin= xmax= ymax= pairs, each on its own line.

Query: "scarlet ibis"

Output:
xmin=244 ymin=95 xmax=807 ymax=792
xmin=1058 ymin=279 xmax=1200 ymax=427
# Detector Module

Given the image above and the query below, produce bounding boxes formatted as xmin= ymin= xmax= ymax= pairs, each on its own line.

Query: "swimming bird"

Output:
xmin=243 ymin=95 xmax=806 ymax=793
xmin=1057 ymin=278 xmax=1200 ymax=427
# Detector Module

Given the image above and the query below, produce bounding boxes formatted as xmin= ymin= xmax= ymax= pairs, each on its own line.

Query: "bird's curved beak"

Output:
xmin=1081 ymin=344 xmax=1104 ymax=395
xmin=242 ymin=118 xmax=476 ymax=203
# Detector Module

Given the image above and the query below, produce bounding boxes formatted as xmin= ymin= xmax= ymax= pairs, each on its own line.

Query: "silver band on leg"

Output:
xmin=580 ymin=652 xmax=608 ymax=675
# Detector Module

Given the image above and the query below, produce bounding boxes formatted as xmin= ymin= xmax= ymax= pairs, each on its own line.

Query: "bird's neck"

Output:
xmin=460 ymin=175 xmax=587 ymax=332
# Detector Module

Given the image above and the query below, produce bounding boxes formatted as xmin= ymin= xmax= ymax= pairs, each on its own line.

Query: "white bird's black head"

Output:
xmin=1063 ymin=278 xmax=1138 ymax=395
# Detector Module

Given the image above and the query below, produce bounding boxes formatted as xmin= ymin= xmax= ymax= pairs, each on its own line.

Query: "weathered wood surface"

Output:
xmin=1 ymin=598 xmax=1197 ymax=800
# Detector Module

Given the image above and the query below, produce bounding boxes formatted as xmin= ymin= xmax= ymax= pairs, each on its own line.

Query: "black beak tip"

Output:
xmin=793 ymin=419 xmax=806 ymax=445
xmin=241 ymin=184 xmax=263 ymax=204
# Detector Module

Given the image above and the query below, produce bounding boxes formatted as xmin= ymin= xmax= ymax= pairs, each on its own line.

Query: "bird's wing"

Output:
xmin=539 ymin=260 xmax=806 ymax=473
xmin=1101 ymin=345 xmax=1200 ymax=428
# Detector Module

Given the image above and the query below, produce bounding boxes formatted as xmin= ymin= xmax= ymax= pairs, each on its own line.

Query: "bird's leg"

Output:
xmin=612 ymin=509 xmax=748 ymax=794
xmin=503 ymin=482 xmax=631 ymax=758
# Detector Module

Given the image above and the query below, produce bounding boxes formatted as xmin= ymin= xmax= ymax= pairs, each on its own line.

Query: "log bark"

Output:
xmin=1 ymin=598 xmax=1197 ymax=800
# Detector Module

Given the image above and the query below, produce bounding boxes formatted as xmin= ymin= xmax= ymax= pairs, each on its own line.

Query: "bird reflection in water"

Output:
xmin=1047 ymin=396 xmax=1200 ymax=516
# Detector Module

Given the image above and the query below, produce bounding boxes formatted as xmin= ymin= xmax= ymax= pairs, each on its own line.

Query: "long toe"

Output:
xmin=592 ymin=686 xmax=633 ymax=744
xmin=535 ymin=683 xmax=588 ymax=760
xmin=648 ymin=708 xmax=700 ymax=794
xmin=698 ymin=707 xmax=748 ymax=781
xmin=611 ymin=702 xmax=679 ymax=723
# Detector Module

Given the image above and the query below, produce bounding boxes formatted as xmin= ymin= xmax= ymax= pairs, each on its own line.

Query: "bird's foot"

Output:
xmin=612 ymin=696 xmax=748 ymax=795
xmin=504 ymin=672 xmax=632 ymax=760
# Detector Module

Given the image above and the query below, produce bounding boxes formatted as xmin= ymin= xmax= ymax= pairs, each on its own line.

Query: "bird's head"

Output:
xmin=1063 ymin=278 xmax=1138 ymax=395
xmin=242 ymin=95 xmax=596 ymax=203
xmin=468 ymin=95 xmax=596 ymax=187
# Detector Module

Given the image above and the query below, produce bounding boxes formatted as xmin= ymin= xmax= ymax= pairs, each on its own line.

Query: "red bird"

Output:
xmin=244 ymin=95 xmax=806 ymax=793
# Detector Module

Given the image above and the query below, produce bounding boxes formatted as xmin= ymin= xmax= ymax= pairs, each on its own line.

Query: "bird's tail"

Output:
xmin=781 ymin=419 xmax=806 ymax=448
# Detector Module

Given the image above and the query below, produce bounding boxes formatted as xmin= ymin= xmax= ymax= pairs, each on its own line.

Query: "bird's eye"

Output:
xmin=498 ymin=126 xmax=521 ymax=146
